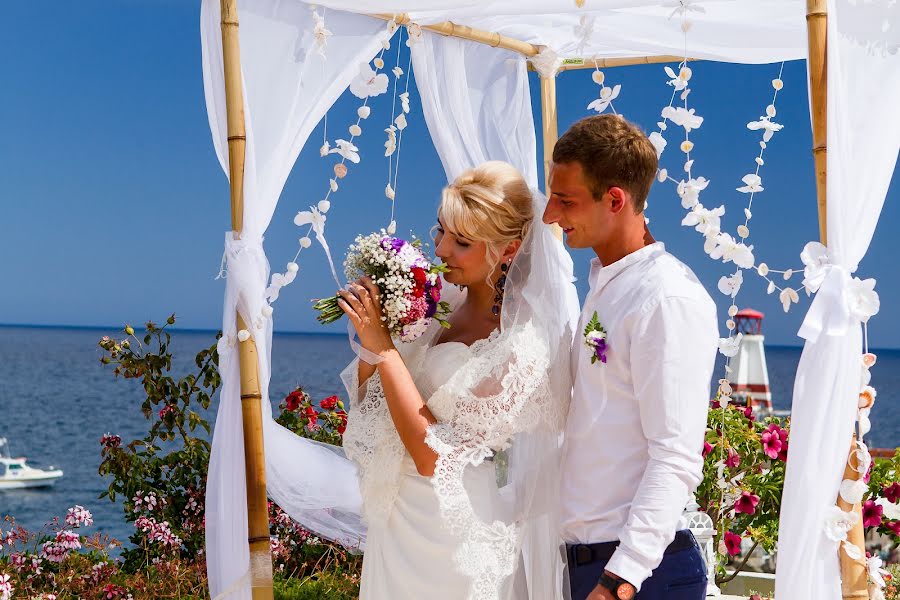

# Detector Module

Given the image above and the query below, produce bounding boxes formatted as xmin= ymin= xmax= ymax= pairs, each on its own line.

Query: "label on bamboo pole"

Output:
xmin=562 ymin=58 xmax=585 ymax=66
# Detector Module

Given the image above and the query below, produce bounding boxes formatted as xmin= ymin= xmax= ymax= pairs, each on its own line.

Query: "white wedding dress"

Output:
xmin=349 ymin=335 xmax=519 ymax=600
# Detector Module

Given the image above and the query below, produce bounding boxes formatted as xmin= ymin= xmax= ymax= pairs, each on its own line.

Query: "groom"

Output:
xmin=544 ymin=115 xmax=718 ymax=600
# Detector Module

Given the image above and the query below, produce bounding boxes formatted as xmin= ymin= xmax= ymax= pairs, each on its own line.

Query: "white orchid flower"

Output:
xmin=574 ymin=15 xmax=596 ymax=53
xmin=682 ymin=204 xmax=724 ymax=237
xmin=747 ymin=116 xmax=784 ymax=142
xmin=384 ymin=126 xmax=397 ymax=157
xmin=312 ymin=11 xmax=332 ymax=59
xmin=349 ymin=63 xmax=389 ymax=99
xmin=718 ymin=333 xmax=743 ymax=358
xmin=328 ymin=139 xmax=360 ymax=164
xmin=405 ymin=23 xmax=423 ymax=46
xmin=399 ymin=92 xmax=410 ymax=114
xmin=824 ymin=506 xmax=860 ymax=543
xmin=843 ymin=540 xmax=865 ymax=561
xmin=839 ymin=478 xmax=868 ymax=505
xmin=709 ymin=232 xmax=755 ymax=269
xmin=779 ymin=287 xmax=800 ymax=312
xmin=848 ymin=277 xmax=880 ymax=322
xmin=718 ymin=270 xmax=744 ymax=298
xmin=663 ymin=65 xmax=689 ymax=91
xmin=665 ymin=0 xmax=706 ymax=19
xmin=800 ymin=241 xmax=831 ymax=293
xmin=661 ymin=106 xmax=703 ymax=132
xmin=648 ymin=131 xmax=667 ymax=158
xmin=736 ymin=173 xmax=764 ymax=193
xmin=587 ymin=84 xmax=621 ymax=114
xmin=265 ymin=268 xmax=297 ymax=303
xmin=294 ymin=206 xmax=327 ymax=237
xmin=676 ymin=176 xmax=709 ymax=209
xmin=868 ymin=555 xmax=890 ymax=588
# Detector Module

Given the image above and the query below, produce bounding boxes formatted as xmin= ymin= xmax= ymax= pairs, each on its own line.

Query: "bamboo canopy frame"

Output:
xmin=218 ymin=0 xmax=274 ymax=598
xmin=216 ymin=5 xmax=845 ymax=597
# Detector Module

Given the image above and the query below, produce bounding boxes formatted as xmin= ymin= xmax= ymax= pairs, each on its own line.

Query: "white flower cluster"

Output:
xmin=344 ymin=232 xmax=435 ymax=342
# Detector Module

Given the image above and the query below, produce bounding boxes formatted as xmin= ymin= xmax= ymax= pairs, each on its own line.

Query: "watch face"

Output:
xmin=616 ymin=584 xmax=635 ymax=600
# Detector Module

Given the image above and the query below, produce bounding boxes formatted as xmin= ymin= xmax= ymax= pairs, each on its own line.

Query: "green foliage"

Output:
xmin=97 ymin=316 xmax=219 ymax=571
xmin=274 ymin=571 xmax=359 ymax=600
xmin=696 ymin=402 xmax=788 ymax=584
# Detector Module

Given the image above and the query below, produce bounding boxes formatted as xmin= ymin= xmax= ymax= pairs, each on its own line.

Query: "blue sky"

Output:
xmin=1 ymin=1 xmax=898 ymax=348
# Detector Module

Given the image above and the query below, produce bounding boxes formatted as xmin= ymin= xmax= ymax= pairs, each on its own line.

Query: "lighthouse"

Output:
xmin=728 ymin=308 xmax=773 ymax=414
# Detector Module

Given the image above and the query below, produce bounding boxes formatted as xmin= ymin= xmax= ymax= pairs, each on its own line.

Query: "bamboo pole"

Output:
xmin=374 ymin=13 xmax=540 ymax=57
xmin=837 ymin=436 xmax=869 ymax=599
xmin=807 ymin=0 xmax=828 ymax=246
xmin=539 ymin=72 xmax=564 ymax=240
xmin=219 ymin=1 xmax=274 ymax=598
xmin=554 ymin=55 xmax=694 ymax=71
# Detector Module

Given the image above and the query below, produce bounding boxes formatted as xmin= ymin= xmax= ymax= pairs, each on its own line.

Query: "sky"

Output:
xmin=2 ymin=1 xmax=898 ymax=348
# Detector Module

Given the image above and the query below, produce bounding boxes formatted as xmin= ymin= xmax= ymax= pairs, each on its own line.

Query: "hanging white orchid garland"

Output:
xmin=263 ymin=17 xmax=420 ymax=311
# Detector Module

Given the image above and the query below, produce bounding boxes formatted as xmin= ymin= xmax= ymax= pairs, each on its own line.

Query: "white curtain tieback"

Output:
xmin=798 ymin=242 xmax=879 ymax=343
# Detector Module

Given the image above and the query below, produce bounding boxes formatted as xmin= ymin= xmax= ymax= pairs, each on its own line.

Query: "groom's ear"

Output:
xmin=607 ymin=186 xmax=630 ymax=214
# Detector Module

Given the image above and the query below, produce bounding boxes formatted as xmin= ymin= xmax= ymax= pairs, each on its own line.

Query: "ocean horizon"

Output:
xmin=2 ymin=324 xmax=898 ymax=552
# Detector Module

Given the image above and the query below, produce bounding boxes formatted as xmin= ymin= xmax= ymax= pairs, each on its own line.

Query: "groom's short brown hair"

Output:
xmin=553 ymin=114 xmax=658 ymax=213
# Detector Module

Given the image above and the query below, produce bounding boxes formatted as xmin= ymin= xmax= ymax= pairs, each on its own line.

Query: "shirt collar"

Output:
xmin=589 ymin=242 xmax=666 ymax=292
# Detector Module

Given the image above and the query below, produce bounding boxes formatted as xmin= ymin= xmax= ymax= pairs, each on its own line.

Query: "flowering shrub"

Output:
xmin=275 ymin=387 xmax=348 ymax=446
xmin=696 ymin=401 xmax=788 ymax=584
xmin=698 ymin=395 xmax=900 ymax=584
xmin=0 ymin=509 xmax=207 ymax=599
xmin=97 ymin=316 xmax=218 ymax=570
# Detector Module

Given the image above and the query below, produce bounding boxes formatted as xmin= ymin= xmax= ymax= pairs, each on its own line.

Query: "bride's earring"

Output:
xmin=492 ymin=261 xmax=510 ymax=316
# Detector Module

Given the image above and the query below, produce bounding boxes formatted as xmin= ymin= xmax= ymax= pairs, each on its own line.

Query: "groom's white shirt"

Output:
xmin=560 ymin=242 xmax=717 ymax=591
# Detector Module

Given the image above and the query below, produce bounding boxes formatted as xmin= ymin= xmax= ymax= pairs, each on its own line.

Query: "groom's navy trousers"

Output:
xmin=566 ymin=530 xmax=707 ymax=600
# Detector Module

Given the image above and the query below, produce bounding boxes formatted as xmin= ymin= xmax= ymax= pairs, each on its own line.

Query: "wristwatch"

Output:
xmin=597 ymin=571 xmax=636 ymax=600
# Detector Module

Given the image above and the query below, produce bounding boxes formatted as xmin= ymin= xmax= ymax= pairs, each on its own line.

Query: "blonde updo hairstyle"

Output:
xmin=438 ymin=161 xmax=533 ymax=281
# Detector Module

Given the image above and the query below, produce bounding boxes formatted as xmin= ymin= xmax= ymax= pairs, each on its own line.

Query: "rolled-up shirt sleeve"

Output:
xmin=604 ymin=294 xmax=718 ymax=590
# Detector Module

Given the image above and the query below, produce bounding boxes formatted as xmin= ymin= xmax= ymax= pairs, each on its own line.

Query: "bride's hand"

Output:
xmin=337 ymin=276 xmax=395 ymax=356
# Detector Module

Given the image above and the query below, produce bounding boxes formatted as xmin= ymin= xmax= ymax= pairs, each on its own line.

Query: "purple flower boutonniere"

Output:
xmin=583 ymin=311 xmax=608 ymax=365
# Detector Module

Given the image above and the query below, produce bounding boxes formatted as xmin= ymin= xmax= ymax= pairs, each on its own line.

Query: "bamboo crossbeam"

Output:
xmin=554 ymin=55 xmax=694 ymax=71
xmin=807 ymin=0 xmax=828 ymax=246
xmin=374 ymin=13 xmax=540 ymax=57
xmin=219 ymin=0 xmax=274 ymax=598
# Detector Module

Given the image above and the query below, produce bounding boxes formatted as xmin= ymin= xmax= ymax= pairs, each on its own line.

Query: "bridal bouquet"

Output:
xmin=313 ymin=230 xmax=451 ymax=341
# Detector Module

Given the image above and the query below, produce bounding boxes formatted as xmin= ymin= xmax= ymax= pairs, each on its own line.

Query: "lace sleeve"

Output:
xmin=423 ymin=321 xmax=560 ymax=600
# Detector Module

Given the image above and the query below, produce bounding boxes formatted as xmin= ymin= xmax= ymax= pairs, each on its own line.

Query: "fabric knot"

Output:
xmin=798 ymin=242 xmax=879 ymax=343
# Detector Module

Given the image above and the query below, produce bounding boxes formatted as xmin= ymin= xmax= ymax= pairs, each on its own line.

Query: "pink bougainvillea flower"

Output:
xmin=883 ymin=482 xmax=900 ymax=504
xmin=725 ymin=448 xmax=741 ymax=469
xmin=862 ymin=499 xmax=884 ymax=528
xmin=760 ymin=426 xmax=783 ymax=459
xmin=702 ymin=441 xmax=713 ymax=457
xmin=885 ymin=520 xmax=900 ymax=536
xmin=734 ymin=491 xmax=760 ymax=515
xmin=724 ymin=531 xmax=743 ymax=556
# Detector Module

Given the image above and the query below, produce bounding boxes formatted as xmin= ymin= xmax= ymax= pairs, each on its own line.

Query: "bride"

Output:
xmin=336 ymin=161 xmax=579 ymax=600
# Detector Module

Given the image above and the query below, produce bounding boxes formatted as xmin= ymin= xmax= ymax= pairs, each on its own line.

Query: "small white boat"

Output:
xmin=0 ymin=437 xmax=63 ymax=489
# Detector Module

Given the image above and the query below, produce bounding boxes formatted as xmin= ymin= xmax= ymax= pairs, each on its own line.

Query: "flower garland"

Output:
xmin=260 ymin=17 xmax=420 ymax=316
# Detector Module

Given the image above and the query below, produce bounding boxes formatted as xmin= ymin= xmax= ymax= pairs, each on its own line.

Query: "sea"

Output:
xmin=1 ymin=325 xmax=899 ymax=549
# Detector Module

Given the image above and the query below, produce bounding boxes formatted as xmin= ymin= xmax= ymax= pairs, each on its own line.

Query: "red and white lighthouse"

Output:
xmin=727 ymin=308 xmax=773 ymax=414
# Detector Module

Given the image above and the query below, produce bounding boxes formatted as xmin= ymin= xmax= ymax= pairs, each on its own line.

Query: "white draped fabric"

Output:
xmin=200 ymin=2 xmax=385 ymax=598
xmin=199 ymin=1 xmax=900 ymax=599
xmin=775 ymin=2 xmax=900 ymax=599
xmin=411 ymin=33 xmax=538 ymax=185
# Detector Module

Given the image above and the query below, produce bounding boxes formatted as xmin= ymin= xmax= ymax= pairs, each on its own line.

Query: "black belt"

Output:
xmin=566 ymin=530 xmax=697 ymax=568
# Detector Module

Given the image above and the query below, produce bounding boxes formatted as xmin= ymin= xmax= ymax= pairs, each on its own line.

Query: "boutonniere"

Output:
xmin=583 ymin=311 xmax=608 ymax=364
